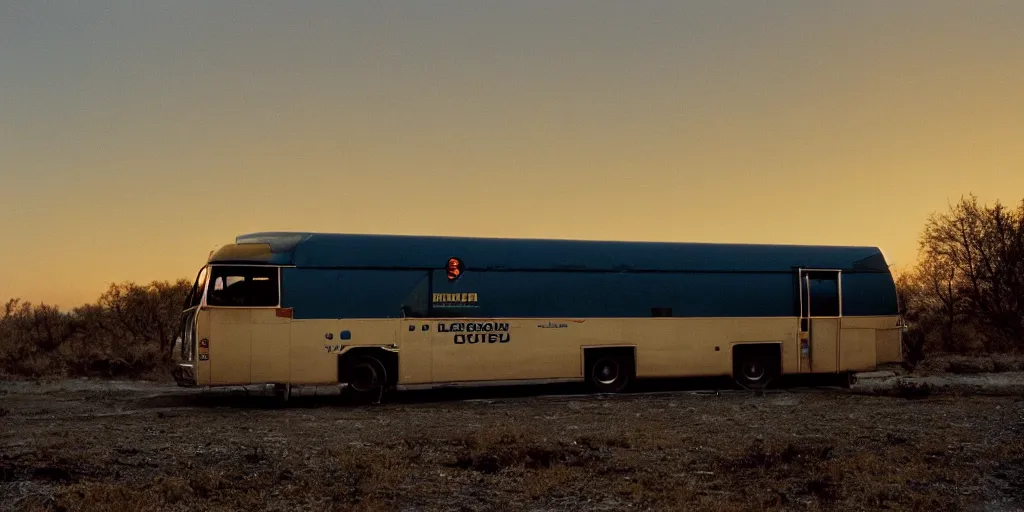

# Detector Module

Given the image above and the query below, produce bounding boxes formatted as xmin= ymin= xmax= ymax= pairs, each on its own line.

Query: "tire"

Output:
xmin=733 ymin=351 xmax=778 ymax=390
xmin=838 ymin=371 xmax=857 ymax=389
xmin=587 ymin=353 xmax=631 ymax=393
xmin=273 ymin=383 xmax=291 ymax=403
xmin=342 ymin=355 xmax=388 ymax=403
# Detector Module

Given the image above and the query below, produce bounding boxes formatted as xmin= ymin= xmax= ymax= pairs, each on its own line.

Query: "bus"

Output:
xmin=172 ymin=232 xmax=903 ymax=401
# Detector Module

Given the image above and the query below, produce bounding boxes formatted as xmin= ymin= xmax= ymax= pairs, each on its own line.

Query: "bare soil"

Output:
xmin=1 ymin=373 xmax=1023 ymax=511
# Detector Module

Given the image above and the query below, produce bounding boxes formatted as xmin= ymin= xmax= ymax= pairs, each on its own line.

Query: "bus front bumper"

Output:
xmin=172 ymin=363 xmax=197 ymax=387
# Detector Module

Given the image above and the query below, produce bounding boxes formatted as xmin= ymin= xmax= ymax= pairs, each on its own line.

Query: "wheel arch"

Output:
xmin=731 ymin=342 xmax=783 ymax=389
xmin=581 ymin=345 xmax=637 ymax=373
xmin=337 ymin=346 xmax=399 ymax=387
xmin=582 ymin=345 xmax=636 ymax=392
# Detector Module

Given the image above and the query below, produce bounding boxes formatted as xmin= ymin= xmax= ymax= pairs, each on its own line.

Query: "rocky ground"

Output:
xmin=1 ymin=372 xmax=1023 ymax=511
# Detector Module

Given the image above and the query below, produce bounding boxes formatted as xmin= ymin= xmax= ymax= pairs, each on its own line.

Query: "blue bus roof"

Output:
xmin=211 ymin=232 xmax=891 ymax=274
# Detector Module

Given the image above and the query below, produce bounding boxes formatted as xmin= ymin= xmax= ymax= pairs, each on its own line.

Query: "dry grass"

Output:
xmin=2 ymin=379 xmax=1023 ymax=511
xmin=7 ymin=435 xmax=1020 ymax=511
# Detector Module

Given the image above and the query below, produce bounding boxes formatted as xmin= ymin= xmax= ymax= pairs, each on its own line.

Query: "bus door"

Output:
xmin=207 ymin=308 xmax=252 ymax=385
xmin=799 ymin=269 xmax=840 ymax=373
xmin=205 ymin=265 xmax=287 ymax=386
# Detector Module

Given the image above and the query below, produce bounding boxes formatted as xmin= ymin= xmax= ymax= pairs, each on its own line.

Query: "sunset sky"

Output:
xmin=2 ymin=1 xmax=1023 ymax=308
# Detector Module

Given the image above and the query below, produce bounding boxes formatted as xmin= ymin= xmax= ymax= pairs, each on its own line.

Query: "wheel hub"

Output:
xmin=350 ymin=363 xmax=380 ymax=392
xmin=593 ymin=359 xmax=620 ymax=385
xmin=742 ymin=361 xmax=765 ymax=381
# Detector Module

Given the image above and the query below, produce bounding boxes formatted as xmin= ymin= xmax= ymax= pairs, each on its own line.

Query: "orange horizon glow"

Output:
xmin=2 ymin=2 xmax=1023 ymax=309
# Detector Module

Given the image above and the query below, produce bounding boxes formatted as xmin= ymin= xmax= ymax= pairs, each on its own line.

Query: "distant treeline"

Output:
xmin=2 ymin=195 xmax=1022 ymax=379
xmin=0 ymin=280 xmax=190 ymax=378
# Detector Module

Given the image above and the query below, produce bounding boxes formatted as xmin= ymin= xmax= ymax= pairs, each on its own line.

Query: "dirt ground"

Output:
xmin=1 ymin=373 xmax=1023 ymax=511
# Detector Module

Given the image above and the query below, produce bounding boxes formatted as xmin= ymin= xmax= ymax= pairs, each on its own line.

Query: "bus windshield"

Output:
xmin=206 ymin=265 xmax=279 ymax=307
xmin=183 ymin=266 xmax=209 ymax=310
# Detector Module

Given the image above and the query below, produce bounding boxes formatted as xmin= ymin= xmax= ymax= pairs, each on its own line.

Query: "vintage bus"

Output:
xmin=172 ymin=232 xmax=903 ymax=400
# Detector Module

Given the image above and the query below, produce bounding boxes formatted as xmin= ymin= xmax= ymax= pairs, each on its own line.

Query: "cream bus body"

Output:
xmin=172 ymin=232 xmax=902 ymax=398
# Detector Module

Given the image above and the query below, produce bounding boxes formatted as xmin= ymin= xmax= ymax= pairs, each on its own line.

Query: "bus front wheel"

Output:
xmin=342 ymin=355 xmax=388 ymax=403
xmin=586 ymin=351 xmax=632 ymax=393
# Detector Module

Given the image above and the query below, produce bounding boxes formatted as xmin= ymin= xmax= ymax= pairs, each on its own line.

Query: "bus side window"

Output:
xmin=808 ymin=276 xmax=840 ymax=317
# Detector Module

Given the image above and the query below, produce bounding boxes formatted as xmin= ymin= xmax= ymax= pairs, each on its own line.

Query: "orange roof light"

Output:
xmin=446 ymin=257 xmax=464 ymax=281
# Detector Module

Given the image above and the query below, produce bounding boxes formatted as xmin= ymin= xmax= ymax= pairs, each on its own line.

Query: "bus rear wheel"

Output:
xmin=342 ymin=355 xmax=387 ymax=403
xmin=586 ymin=351 xmax=632 ymax=393
xmin=837 ymin=371 xmax=857 ymax=389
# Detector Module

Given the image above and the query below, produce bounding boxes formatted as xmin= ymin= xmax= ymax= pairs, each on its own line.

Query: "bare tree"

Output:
xmin=917 ymin=195 xmax=1024 ymax=352
xmin=893 ymin=268 xmax=926 ymax=364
